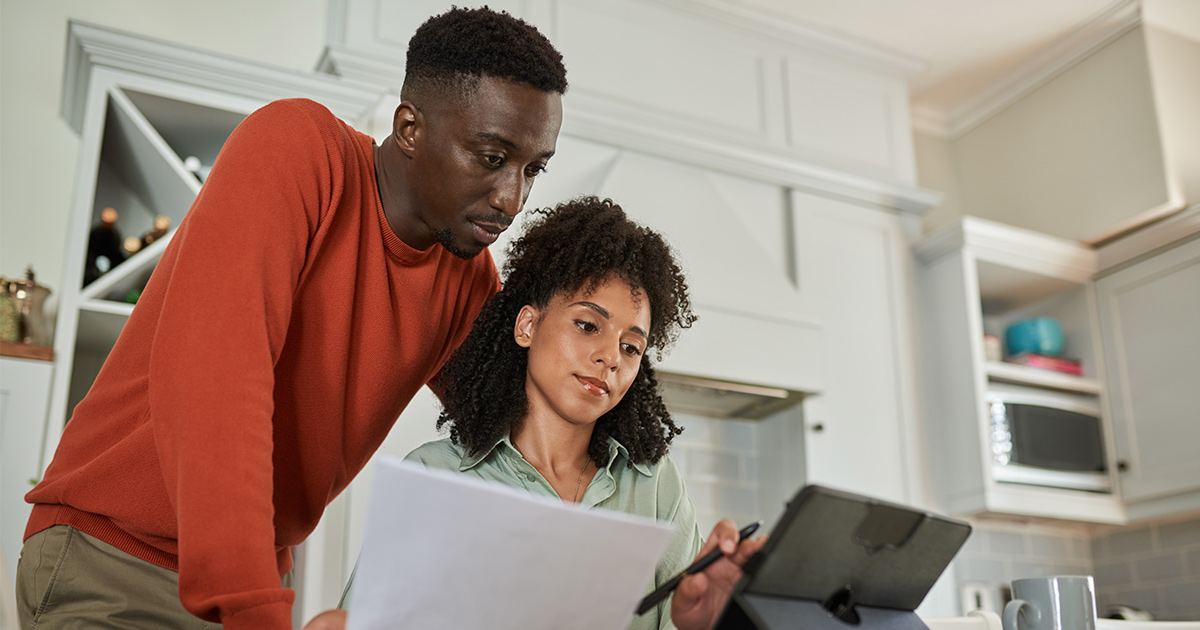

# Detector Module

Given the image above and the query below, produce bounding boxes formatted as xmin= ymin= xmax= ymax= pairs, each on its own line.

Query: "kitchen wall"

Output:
xmin=670 ymin=413 xmax=764 ymax=534
xmin=915 ymin=26 xmax=1170 ymax=243
xmin=0 ymin=0 xmax=327 ymax=299
xmin=1090 ymin=513 xmax=1200 ymax=621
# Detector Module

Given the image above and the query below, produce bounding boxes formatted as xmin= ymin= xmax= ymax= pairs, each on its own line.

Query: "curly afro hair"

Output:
xmin=403 ymin=6 xmax=567 ymax=101
xmin=436 ymin=196 xmax=696 ymax=467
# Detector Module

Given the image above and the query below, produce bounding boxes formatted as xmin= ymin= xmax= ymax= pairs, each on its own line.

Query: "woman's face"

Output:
xmin=515 ymin=277 xmax=651 ymax=428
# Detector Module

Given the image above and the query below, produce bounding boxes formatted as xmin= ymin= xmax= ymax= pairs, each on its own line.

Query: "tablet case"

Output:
xmin=714 ymin=485 xmax=972 ymax=630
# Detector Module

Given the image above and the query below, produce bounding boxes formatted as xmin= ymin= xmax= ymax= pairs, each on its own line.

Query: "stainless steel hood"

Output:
xmin=658 ymin=372 xmax=809 ymax=420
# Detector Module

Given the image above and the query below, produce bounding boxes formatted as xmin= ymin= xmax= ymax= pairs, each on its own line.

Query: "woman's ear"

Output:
xmin=514 ymin=306 xmax=538 ymax=348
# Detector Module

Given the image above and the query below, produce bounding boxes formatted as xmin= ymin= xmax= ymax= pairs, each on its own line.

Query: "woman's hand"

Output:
xmin=670 ymin=519 xmax=768 ymax=630
xmin=301 ymin=609 xmax=347 ymax=630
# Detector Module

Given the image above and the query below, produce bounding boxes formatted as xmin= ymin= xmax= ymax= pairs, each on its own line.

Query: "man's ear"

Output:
xmin=514 ymin=306 xmax=538 ymax=348
xmin=393 ymin=102 xmax=421 ymax=158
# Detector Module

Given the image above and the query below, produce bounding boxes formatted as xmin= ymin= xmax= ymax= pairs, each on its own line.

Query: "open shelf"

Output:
xmin=984 ymin=361 xmax=1101 ymax=394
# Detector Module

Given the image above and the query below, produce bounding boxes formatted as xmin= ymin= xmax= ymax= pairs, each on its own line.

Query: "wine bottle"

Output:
xmin=84 ymin=207 xmax=125 ymax=284
xmin=141 ymin=215 xmax=171 ymax=247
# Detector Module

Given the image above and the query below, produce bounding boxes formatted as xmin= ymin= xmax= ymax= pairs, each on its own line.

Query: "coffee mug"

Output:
xmin=1003 ymin=576 xmax=1097 ymax=630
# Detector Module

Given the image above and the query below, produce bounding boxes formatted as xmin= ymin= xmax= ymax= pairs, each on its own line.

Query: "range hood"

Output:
xmin=658 ymin=372 xmax=808 ymax=420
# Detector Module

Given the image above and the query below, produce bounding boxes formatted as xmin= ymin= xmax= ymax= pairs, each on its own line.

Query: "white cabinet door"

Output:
xmin=1095 ymin=236 xmax=1200 ymax=510
xmin=1 ymin=356 xmax=54 ymax=583
xmin=792 ymin=191 xmax=923 ymax=506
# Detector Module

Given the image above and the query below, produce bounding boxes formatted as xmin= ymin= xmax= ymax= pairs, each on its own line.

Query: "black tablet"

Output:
xmin=715 ymin=485 xmax=972 ymax=630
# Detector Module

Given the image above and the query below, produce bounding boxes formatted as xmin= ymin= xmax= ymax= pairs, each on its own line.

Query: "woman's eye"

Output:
xmin=622 ymin=343 xmax=643 ymax=357
xmin=574 ymin=320 xmax=597 ymax=333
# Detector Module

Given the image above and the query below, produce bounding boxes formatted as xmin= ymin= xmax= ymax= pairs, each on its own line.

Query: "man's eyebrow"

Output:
xmin=476 ymin=132 xmax=516 ymax=149
xmin=573 ymin=301 xmax=648 ymax=339
xmin=477 ymin=132 xmax=556 ymax=159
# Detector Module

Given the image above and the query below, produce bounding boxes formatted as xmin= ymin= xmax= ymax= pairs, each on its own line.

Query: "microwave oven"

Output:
xmin=986 ymin=382 xmax=1111 ymax=493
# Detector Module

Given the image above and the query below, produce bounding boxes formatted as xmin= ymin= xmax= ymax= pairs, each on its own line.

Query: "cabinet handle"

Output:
xmin=1116 ymin=460 xmax=1129 ymax=472
xmin=810 ymin=423 xmax=825 ymax=433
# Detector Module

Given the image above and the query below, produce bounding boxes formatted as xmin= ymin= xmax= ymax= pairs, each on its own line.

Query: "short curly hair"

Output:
xmin=403 ymin=6 xmax=568 ymax=101
xmin=436 ymin=196 xmax=696 ymax=467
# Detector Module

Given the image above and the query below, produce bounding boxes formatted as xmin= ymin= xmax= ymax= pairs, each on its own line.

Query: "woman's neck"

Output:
xmin=510 ymin=412 xmax=595 ymax=478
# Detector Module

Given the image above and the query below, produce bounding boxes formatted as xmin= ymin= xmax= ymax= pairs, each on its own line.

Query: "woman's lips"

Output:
xmin=576 ymin=375 xmax=609 ymax=396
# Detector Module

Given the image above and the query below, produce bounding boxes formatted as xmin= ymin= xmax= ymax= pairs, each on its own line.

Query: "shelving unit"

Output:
xmin=42 ymin=21 xmax=384 ymax=478
xmin=914 ymin=217 xmax=1126 ymax=524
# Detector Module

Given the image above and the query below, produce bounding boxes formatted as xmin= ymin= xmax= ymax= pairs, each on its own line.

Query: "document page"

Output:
xmin=347 ymin=456 xmax=673 ymax=630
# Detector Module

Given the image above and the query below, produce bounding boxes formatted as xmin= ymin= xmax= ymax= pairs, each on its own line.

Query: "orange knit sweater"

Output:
xmin=26 ymin=99 xmax=499 ymax=629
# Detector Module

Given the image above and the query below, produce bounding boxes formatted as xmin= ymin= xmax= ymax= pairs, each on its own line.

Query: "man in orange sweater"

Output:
xmin=17 ymin=8 xmax=565 ymax=629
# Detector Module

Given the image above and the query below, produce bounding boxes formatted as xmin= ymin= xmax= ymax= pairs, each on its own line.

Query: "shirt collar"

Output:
xmin=459 ymin=432 xmax=654 ymax=477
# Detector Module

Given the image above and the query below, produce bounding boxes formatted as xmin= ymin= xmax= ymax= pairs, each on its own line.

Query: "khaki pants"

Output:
xmin=15 ymin=525 xmax=222 ymax=629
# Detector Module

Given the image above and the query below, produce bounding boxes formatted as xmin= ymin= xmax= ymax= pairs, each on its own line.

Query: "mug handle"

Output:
xmin=1004 ymin=599 xmax=1040 ymax=630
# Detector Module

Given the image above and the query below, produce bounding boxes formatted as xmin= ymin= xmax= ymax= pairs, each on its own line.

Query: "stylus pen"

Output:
xmin=635 ymin=520 xmax=762 ymax=615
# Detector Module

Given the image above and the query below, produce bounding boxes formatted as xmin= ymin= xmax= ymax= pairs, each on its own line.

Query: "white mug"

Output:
xmin=1003 ymin=576 xmax=1097 ymax=630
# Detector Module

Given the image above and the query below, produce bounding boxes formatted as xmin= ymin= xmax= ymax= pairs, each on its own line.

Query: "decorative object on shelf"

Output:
xmin=183 ymin=155 xmax=211 ymax=182
xmin=141 ymin=215 xmax=170 ymax=248
xmin=1005 ymin=353 xmax=1082 ymax=376
xmin=84 ymin=206 xmax=125 ymax=284
xmin=123 ymin=236 xmax=142 ymax=256
xmin=983 ymin=334 xmax=1003 ymax=362
xmin=1005 ymin=317 xmax=1064 ymax=357
xmin=0 ymin=266 xmax=53 ymax=346
xmin=124 ymin=289 xmax=141 ymax=305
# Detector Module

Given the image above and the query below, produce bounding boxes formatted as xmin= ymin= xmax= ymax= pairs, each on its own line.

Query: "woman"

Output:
xmin=341 ymin=196 xmax=763 ymax=630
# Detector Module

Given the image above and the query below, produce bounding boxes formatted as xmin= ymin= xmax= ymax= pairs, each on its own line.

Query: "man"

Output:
xmin=18 ymin=8 xmax=564 ymax=629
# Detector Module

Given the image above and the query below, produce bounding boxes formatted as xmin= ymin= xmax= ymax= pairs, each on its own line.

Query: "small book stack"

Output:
xmin=1005 ymin=352 xmax=1083 ymax=376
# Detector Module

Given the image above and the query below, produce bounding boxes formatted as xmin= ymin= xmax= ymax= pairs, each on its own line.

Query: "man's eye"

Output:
xmin=525 ymin=164 xmax=547 ymax=178
xmin=482 ymin=155 xmax=503 ymax=167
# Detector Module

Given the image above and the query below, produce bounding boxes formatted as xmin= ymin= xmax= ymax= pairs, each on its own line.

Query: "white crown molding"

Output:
xmin=564 ymin=96 xmax=941 ymax=215
xmin=931 ymin=0 xmax=1143 ymax=139
xmin=915 ymin=216 xmax=1097 ymax=281
xmin=646 ymin=0 xmax=926 ymax=78
xmin=62 ymin=20 xmax=386 ymax=134
xmin=315 ymin=44 xmax=405 ymax=90
xmin=910 ymin=104 xmax=952 ymax=138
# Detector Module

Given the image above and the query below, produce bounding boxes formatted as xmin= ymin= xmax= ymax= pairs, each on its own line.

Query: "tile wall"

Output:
xmin=952 ymin=514 xmax=1200 ymax=621
xmin=1090 ymin=513 xmax=1200 ymax=621
xmin=669 ymin=412 xmax=763 ymax=534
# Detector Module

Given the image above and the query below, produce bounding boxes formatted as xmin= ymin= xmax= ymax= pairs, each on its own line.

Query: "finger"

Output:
xmin=730 ymin=534 xmax=769 ymax=565
xmin=708 ymin=518 xmax=740 ymax=555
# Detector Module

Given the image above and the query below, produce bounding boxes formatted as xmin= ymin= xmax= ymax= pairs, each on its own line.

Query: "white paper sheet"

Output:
xmin=346 ymin=456 xmax=673 ymax=630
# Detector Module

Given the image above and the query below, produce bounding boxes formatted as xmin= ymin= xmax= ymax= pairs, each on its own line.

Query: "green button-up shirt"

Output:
xmin=344 ymin=434 xmax=703 ymax=630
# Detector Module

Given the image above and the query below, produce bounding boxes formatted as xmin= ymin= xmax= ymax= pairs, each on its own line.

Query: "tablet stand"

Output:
xmin=713 ymin=485 xmax=971 ymax=630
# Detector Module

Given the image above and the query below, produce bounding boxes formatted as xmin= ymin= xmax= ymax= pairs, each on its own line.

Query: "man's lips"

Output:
xmin=470 ymin=220 xmax=509 ymax=245
xmin=576 ymin=375 xmax=609 ymax=396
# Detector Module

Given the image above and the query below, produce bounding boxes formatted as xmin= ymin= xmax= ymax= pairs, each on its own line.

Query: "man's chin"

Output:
xmin=435 ymin=229 xmax=486 ymax=260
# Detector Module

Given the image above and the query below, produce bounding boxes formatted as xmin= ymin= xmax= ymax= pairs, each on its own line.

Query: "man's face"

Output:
xmin=409 ymin=77 xmax=563 ymax=259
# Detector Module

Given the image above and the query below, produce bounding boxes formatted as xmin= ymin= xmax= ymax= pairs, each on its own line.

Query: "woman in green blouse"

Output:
xmin=344 ymin=196 xmax=764 ymax=630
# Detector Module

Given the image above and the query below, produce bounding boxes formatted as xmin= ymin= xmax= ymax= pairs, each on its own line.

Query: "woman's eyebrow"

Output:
xmin=573 ymin=301 xmax=647 ymax=339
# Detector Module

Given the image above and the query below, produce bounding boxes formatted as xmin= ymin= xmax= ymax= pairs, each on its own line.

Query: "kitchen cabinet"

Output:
xmin=1 ymin=354 xmax=54 ymax=584
xmin=1094 ymin=235 xmax=1200 ymax=520
xmin=914 ymin=217 xmax=1126 ymax=523
xmin=792 ymin=190 xmax=926 ymax=507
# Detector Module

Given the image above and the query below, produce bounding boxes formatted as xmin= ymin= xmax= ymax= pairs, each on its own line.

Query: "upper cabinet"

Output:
xmin=320 ymin=0 xmax=939 ymax=211
xmin=915 ymin=217 xmax=1126 ymax=523
xmin=1094 ymin=234 xmax=1200 ymax=520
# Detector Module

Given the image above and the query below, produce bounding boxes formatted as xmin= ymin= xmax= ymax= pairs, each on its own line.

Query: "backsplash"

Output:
xmin=954 ymin=520 xmax=1094 ymax=614
xmin=1090 ymin=513 xmax=1200 ymax=621
xmin=953 ymin=514 xmax=1200 ymax=621
xmin=670 ymin=412 xmax=763 ymax=533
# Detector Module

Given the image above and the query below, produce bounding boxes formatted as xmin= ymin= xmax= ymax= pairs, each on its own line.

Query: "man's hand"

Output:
xmin=301 ymin=609 xmax=347 ymax=630
xmin=670 ymin=519 xmax=767 ymax=630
